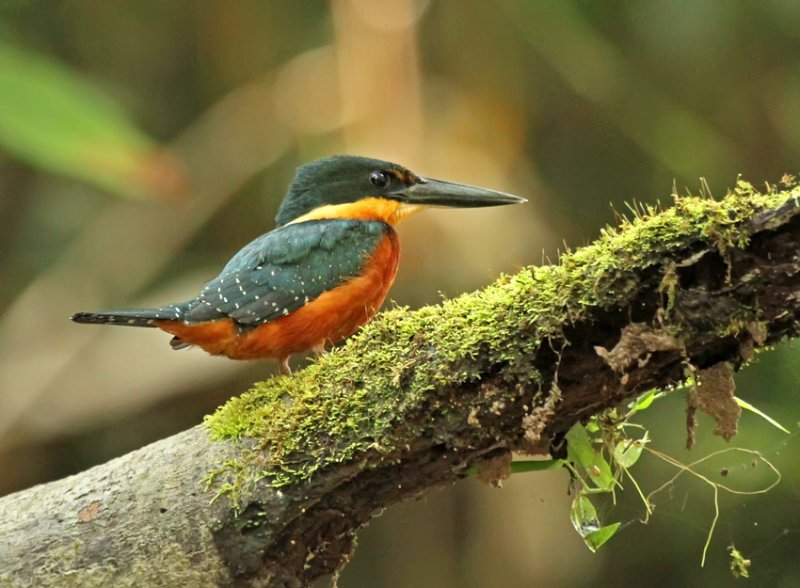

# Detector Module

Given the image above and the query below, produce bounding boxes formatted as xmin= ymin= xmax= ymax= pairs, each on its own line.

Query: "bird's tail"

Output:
xmin=71 ymin=307 xmax=183 ymax=328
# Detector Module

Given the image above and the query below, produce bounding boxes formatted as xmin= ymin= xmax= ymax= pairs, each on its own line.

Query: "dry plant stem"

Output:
xmin=1 ymin=183 xmax=799 ymax=587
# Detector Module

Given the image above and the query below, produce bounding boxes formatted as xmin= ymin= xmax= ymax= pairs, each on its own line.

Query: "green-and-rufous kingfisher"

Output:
xmin=72 ymin=155 xmax=526 ymax=373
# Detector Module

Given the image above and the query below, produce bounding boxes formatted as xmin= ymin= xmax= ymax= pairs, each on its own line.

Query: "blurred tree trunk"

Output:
xmin=1 ymin=183 xmax=799 ymax=587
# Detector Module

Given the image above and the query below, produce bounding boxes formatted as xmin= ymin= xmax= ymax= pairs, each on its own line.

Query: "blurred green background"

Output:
xmin=1 ymin=1 xmax=799 ymax=586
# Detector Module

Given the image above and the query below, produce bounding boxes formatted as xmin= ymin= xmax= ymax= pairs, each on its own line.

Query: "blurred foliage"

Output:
xmin=0 ymin=42 xmax=186 ymax=200
xmin=1 ymin=1 xmax=800 ymax=587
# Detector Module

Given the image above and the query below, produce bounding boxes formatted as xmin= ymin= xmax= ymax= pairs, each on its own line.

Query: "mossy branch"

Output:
xmin=2 ymin=179 xmax=799 ymax=587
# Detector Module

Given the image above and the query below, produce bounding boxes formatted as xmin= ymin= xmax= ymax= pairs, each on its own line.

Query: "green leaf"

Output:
xmin=566 ymin=423 xmax=615 ymax=490
xmin=569 ymin=495 xmax=599 ymax=535
xmin=0 ymin=43 xmax=184 ymax=199
xmin=509 ymin=459 xmax=565 ymax=474
xmin=466 ymin=459 xmax=565 ymax=478
xmin=628 ymin=389 xmax=658 ymax=414
xmin=569 ymin=495 xmax=620 ymax=551
xmin=584 ymin=523 xmax=621 ymax=552
xmin=735 ymin=396 xmax=791 ymax=434
xmin=613 ymin=433 xmax=648 ymax=469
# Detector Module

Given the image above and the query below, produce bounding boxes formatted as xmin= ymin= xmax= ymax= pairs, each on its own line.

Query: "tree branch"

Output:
xmin=2 ymin=180 xmax=799 ymax=587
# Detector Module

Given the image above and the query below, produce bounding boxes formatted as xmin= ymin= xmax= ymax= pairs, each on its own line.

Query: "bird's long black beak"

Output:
xmin=394 ymin=177 xmax=526 ymax=208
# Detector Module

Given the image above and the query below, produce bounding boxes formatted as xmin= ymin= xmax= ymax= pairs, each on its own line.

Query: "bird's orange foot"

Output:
xmin=279 ymin=356 xmax=292 ymax=375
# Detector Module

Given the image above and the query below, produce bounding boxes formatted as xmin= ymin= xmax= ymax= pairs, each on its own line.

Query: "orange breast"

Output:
xmin=154 ymin=231 xmax=400 ymax=360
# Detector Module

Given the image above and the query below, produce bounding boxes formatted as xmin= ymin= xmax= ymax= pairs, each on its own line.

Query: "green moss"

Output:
xmin=204 ymin=180 xmax=799 ymax=491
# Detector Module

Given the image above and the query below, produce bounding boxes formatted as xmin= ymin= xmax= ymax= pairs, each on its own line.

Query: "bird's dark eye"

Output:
xmin=369 ymin=171 xmax=389 ymax=188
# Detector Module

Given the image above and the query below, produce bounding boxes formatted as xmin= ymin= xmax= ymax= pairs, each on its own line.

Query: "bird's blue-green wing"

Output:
xmin=181 ymin=219 xmax=391 ymax=326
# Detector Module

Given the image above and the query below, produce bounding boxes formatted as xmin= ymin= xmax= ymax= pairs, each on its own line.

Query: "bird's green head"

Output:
xmin=275 ymin=155 xmax=525 ymax=226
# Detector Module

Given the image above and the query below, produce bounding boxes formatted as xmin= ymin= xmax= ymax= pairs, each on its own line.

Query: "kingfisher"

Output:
xmin=72 ymin=155 xmax=525 ymax=373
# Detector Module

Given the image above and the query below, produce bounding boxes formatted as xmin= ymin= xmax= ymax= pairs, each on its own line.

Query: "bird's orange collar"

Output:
xmin=286 ymin=197 xmax=422 ymax=226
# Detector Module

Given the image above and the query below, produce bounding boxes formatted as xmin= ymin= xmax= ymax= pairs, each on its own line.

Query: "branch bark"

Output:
xmin=2 ymin=181 xmax=799 ymax=587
